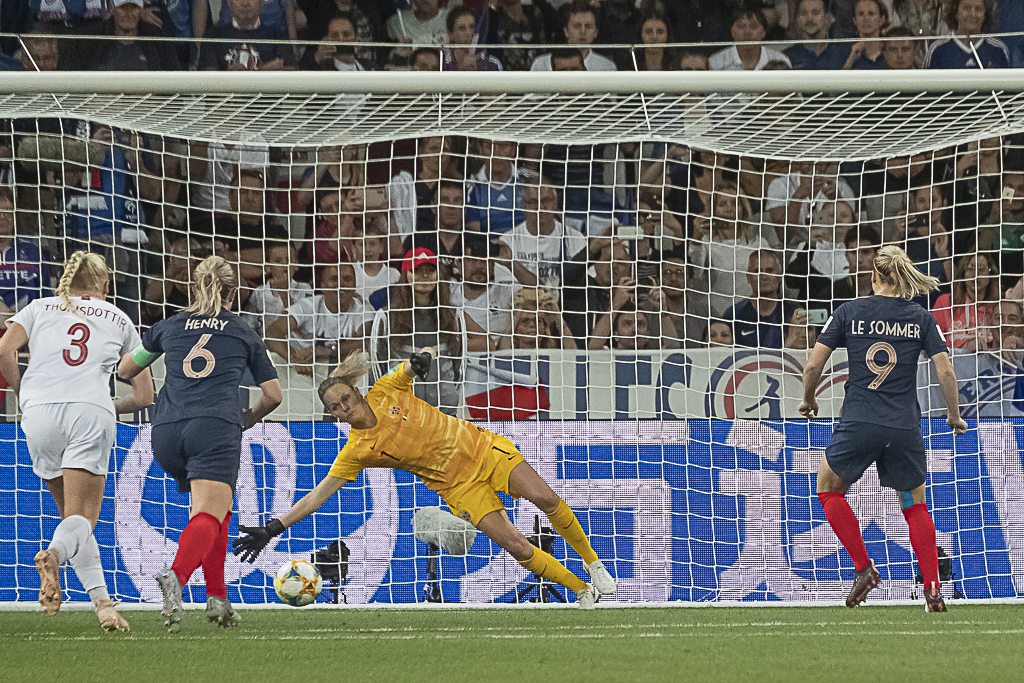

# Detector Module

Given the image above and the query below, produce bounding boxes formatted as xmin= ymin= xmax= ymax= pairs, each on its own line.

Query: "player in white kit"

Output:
xmin=0 ymin=251 xmax=154 ymax=631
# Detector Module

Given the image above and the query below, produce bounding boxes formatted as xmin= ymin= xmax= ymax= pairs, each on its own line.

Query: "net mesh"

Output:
xmin=1 ymin=76 xmax=1024 ymax=605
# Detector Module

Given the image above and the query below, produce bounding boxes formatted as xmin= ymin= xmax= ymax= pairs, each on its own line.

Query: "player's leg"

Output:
xmin=817 ymin=450 xmax=880 ymax=608
xmin=506 ymin=459 xmax=615 ymax=595
xmin=202 ymin=511 xmax=240 ymax=627
xmin=24 ymin=406 xmax=70 ymax=614
xmin=898 ymin=485 xmax=945 ymax=612
xmin=172 ymin=479 xmax=233 ymax=588
xmin=475 ymin=509 xmax=597 ymax=608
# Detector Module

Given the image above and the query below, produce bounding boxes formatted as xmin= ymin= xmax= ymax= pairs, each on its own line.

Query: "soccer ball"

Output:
xmin=274 ymin=560 xmax=322 ymax=607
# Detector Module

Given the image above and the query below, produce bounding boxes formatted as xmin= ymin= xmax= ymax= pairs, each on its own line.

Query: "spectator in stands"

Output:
xmin=266 ymin=263 xmax=371 ymax=376
xmin=903 ymin=183 xmax=953 ymax=292
xmin=444 ymin=7 xmax=502 ymax=71
xmin=378 ymin=248 xmax=463 ymax=415
xmin=389 ymin=136 xmax=450 ymax=239
xmin=706 ymin=319 xmax=735 ymax=347
xmin=411 ymin=46 xmax=441 ymax=70
xmin=502 ymin=286 xmax=575 ymax=350
xmin=634 ymin=12 xmax=675 ymax=71
xmin=579 ymin=237 xmax=631 ymax=345
xmin=200 ymin=0 xmax=296 ymax=70
xmin=690 ymin=180 xmax=768 ymax=317
xmin=408 ymin=179 xmax=471 ymax=280
xmin=349 ymin=216 xmax=400 ymax=309
xmin=608 ymin=306 xmax=652 ymax=351
xmin=859 ymin=152 xmax=937 ymax=240
xmin=387 ymin=0 xmax=448 ymax=45
xmin=141 ymin=235 xmax=198 ymax=326
xmin=467 ymin=139 xmax=523 ymax=234
xmin=725 ymin=250 xmax=800 ymax=349
xmin=301 ymin=14 xmax=368 ymax=71
xmin=549 ymin=46 xmax=585 ymax=70
xmin=499 ymin=176 xmax=588 ymax=290
xmin=833 ymin=225 xmax=881 ymax=305
xmin=656 ymin=0 xmax=733 ymax=44
xmin=933 ymin=252 xmax=1000 ymax=350
xmin=452 ymin=234 xmax=514 ymax=351
xmin=786 ymin=197 xmax=858 ymax=308
xmin=16 ymin=32 xmax=60 ymax=71
xmin=980 ymin=170 xmax=1024 ymax=287
xmin=996 ymin=299 xmax=1024 ymax=362
xmin=710 ymin=8 xmax=791 ymax=71
xmin=296 ymin=145 xmax=361 ymax=216
xmin=891 ymin=0 xmax=948 ymax=38
xmin=243 ymin=241 xmax=313 ymax=336
xmin=494 ymin=0 xmax=553 ymax=72
xmin=93 ymin=0 xmax=181 ymax=71
xmin=842 ymin=0 xmax=890 ymax=69
xmin=926 ymin=0 xmax=1009 ymax=69
xmin=678 ymin=51 xmax=710 ymax=70
xmin=650 ymin=247 xmax=706 ymax=349
xmin=786 ymin=0 xmax=852 ymax=70
xmin=0 ymin=187 xmax=48 ymax=314
xmin=221 ymin=168 xmax=289 ymax=287
xmin=530 ymin=1 xmax=616 ymax=71
xmin=297 ymin=0 xmax=382 ymax=68
xmin=599 ymin=0 xmax=643 ymax=70
xmin=882 ymin=26 xmax=921 ymax=68
xmin=306 ymin=186 xmax=348 ymax=266
xmin=765 ymin=162 xmax=855 ymax=249
xmin=784 ymin=309 xmax=820 ymax=349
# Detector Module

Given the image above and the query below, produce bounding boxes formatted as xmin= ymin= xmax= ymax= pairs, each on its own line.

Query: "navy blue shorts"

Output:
xmin=152 ymin=418 xmax=243 ymax=493
xmin=825 ymin=420 xmax=927 ymax=492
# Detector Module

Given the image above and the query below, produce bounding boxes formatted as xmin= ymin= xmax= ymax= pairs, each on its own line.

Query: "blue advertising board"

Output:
xmin=1 ymin=419 xmax=1022 ymax=605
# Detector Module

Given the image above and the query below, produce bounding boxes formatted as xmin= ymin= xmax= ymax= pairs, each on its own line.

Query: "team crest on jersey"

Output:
xmin=389 ymin=406 xmax=401 ymax=417
xmin=459 ymin=510 xmax=472 ymax=523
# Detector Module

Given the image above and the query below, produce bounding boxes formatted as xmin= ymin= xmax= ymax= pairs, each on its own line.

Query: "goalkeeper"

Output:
xmin=234 ymin=349 xmax=615 ymax=607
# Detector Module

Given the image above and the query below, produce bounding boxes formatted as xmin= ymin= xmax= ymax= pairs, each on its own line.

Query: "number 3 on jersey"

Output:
xmin=184 ymin=334 xmax=216 ymax=379
xmin=63 ymin=323 xmax=90 ymax=366
xmin=866 ymin=341 xmax=897 ymax=390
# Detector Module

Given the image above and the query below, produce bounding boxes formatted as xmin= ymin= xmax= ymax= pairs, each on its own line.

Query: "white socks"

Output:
xmin=49 ymin=515 xmax=111 ymax=603
xmin=48 ymin=514 xmax=91 ymax=565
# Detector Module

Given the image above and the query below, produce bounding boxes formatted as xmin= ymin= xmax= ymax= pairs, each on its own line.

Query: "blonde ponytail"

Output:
xmin=56 ymin=251 xmax=109 ymax=315
xmin=874 ymin=244 xmax=940 ymax=300
xmin=186 ymin=255 xmax=237 ymax=317
xmin=318 ymin=351 xmax=370 ymax=402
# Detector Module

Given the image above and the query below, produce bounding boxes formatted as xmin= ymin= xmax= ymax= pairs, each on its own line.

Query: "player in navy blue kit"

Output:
xmin=118 ymin=256 xmax=282 ymax=630
xmin=800 ymin=245 xmax=967 ymax=613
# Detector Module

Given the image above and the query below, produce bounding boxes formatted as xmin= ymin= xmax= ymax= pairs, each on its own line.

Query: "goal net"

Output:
xmin=1 ymin=70 xmax=1023 ymax=606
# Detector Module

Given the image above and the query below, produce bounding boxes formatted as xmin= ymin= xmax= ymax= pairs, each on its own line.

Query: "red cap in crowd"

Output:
xmin=402 ymin=248 xmax=438 ymax=272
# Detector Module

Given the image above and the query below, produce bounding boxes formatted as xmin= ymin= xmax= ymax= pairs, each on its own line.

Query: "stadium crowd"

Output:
xmin=3 ymin=0 xmax=1024 ymax=415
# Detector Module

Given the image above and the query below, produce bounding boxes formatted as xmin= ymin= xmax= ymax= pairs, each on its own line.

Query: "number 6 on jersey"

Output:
xmin=183 ymin=334 xmax=216 ymax=379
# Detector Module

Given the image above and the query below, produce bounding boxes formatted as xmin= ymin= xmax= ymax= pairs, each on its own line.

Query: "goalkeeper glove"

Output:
xmin=232 ymin=518 xmax=285 ymax=563
xmin=409 ymin=351 xmax=433 ymax=379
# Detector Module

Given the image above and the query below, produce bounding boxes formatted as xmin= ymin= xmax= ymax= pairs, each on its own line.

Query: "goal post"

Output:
xmin=1 ymin=70 xmax=1023 ymax=607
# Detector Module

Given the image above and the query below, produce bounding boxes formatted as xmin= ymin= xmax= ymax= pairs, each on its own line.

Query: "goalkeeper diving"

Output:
xmin=233 ymin=349 xmax=615 ymax=607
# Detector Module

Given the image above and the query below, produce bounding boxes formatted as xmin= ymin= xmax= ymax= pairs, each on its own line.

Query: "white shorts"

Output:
xmin=21 ymin=403 xmax=117 ymax=480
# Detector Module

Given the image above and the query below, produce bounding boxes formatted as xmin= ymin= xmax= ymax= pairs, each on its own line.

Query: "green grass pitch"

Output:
xmin=2 ymin=605 xmax=1022 ymax=683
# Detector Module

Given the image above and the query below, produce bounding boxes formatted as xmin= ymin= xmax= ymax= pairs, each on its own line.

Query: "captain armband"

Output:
xmin=129 ymin=344 xmax=161 ymax=369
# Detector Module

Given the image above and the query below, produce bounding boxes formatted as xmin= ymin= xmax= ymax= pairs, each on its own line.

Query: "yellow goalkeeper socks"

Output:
xmin=518 ymin=548 xmax=587 ymax=594
xmin=547 ymin=499 xmax=599 ymax=565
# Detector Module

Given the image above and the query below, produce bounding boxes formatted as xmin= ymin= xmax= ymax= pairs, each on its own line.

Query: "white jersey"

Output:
xmin=9 ymin=296 xmax=141 ymax=414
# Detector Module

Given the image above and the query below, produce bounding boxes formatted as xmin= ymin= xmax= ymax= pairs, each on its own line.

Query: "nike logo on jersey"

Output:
xmin=184 ymin=317 xmax=230 ymax=331
xmin=740 ymin=329 xmax=755 ymax=336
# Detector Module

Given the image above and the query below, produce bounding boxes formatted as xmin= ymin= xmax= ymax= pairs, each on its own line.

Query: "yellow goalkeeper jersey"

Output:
xmin=327 ymin=364 xmax=497 ymax=491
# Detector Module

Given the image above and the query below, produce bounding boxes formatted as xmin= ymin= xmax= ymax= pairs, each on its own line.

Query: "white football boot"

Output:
xmin=584 ymin=560 xmax=617 ymax=597
xmin=576 ymin=584 xmax=599 ymax=609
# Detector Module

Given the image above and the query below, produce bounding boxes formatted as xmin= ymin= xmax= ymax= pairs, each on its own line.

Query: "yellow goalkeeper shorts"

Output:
xmin=438 ymin=435 xmax=525 ymax=527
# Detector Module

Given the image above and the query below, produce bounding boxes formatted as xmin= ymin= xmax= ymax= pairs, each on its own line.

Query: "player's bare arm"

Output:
xmin=0 ymin=321 xmax=27 ymax=395
xmin=242 ymin=379 xmax=283 ymax=431
xmin=799 ymin=341 xmax=834 ymax=419
xmin=932 ymin=351 xmax=968 ymax=435
xmin=113 ymin=369 xmax=155 ymax=415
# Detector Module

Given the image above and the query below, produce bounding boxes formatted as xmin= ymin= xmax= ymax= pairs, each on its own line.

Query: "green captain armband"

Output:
xmin=129 ymin=344 xmax=161 ymax=369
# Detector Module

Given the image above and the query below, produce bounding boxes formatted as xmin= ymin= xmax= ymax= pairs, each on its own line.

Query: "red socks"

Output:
xmin=818 ymin=492 xmax=870 ymax=571
xmin=171 ymin=512 xmax=221 ymax=587
xmin=201 ymin=512 xmax=232 ymax=600
xmin=903 ymin=503 xmax=940 ymax=588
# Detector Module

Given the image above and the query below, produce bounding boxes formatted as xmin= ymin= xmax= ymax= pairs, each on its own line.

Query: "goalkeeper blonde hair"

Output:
xmin=57 ymin=251 xmax=109 ymax=315
xmin=186 ymin=255 xmax=236 ymax=317
xmin=873 ymin=244 xmax=940 ymax=300
xmin=318 ymin=351 xmax=371 ymax=402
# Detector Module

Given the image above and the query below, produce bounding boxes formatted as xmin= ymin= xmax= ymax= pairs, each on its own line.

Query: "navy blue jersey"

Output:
xmin=143 ymin=310 xmax=278 ymax=427
xmin=817 ymin=295 xmax=947 ymax=429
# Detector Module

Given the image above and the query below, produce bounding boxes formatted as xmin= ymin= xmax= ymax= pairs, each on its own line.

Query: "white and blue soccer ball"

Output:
xmin=274 ymin=559 xmax=323 ymax=607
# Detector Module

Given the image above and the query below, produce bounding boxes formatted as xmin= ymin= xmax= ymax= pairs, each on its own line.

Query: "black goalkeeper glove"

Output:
xmin=409 ymin=351 xmax=433 ymax=379
xmin=232 ymin=518 xmax=285 ymax=563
